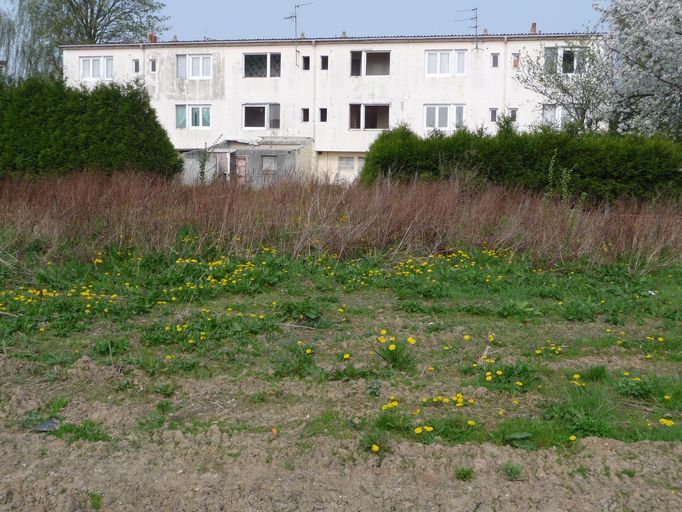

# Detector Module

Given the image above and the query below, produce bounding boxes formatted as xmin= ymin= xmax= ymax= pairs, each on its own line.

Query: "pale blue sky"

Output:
xmin=161 ymin=0 xmax=602 ymax=41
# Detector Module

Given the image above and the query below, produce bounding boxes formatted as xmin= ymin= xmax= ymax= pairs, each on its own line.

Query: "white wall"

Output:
xmin=62 ymin=35 xmax=581 ymax=179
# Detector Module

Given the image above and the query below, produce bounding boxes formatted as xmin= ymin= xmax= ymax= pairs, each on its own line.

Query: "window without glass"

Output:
xmin=244 ymin=53 xmax=280 ymax=77
xmin=490 ymin=108 xmax=498 ymax=123
xmin=133 ymin=59 xmax=140 ymax=73
xmin=364 ymin=105 xmax=389 ymax=129
xmin=562 ymin=50 xmax=576 ymax=74
xmin=542 ymin=104 xmax=557 ymax=124
xmin=302 ymin=56 xmax=310 ymax=70
xmin=349 ymin=104 xmax=361 ymax=129
xmin=243 ymin=104 xmax=280 ymax=129
xmin=350 ymin=51 xmax=362 ymax=76
xmin=365 ymin=52 xmax=390 ymax=75
xmin=302 ymin=108 xmax=310 ymax=122
xmin=509 ymin=108 xmax=518 ymax=122
xmin=320 ymin=108 xmax=328 ymax=122
xmin=491 ymin=53 xmax=499 ymax=68
xmin=320 ymin=55 xmax=329 ymax=70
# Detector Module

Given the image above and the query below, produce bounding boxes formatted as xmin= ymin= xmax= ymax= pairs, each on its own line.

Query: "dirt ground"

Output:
xmin=1 ymin=357 xmax=680 ymax=512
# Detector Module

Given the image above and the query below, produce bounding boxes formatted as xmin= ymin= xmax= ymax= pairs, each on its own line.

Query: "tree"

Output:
xmin=1 ymin=0 xmax=168 ymax=77
xmin=598 ymin=0 xmax=682 ymax=139
xmin=515 ymin=34 xmax=614 ymax=132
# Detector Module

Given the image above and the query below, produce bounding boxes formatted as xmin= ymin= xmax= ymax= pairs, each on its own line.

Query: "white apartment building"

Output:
xmin=61 ymin=28 xmax=587 ymax=183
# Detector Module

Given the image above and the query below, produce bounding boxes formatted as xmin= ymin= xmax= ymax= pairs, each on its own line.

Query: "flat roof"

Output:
xmin=60 ymin=32 xmax=595 ymax=49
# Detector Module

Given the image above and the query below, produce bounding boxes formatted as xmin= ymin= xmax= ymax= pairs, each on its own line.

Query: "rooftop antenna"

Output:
xmin=454 ymin=7 xmax=480 ymax=50
xmin=285 ymin=2 xmax=312 ymax=66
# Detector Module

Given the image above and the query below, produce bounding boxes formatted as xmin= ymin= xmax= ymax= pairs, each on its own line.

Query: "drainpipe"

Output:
xmin=311 ymin=39 xmax=318 ymax=174
xmin=502 ymin=36 xmax=508 ymax=119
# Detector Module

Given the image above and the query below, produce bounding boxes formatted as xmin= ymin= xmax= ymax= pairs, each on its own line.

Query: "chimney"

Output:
xmin=530 ymin=22 xmax=537 ymax=34
xmin=483 ymin=28 xmax=489 ymax=35
xmin=147 ymin=32 xmax=158 ymax=43
xmin=341 ymin=31 xmax=347 ymax=38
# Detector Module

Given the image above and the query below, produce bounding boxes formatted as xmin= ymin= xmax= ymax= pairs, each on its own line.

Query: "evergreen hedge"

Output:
xmin=0 ymin=77 xmax=182 ymax=177
xmin=361 ymin=125 xmax=682 ymax=200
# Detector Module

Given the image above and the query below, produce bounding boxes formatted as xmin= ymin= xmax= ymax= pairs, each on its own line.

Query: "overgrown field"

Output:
xmin=1 ymin=175 xmax=681 ymax=511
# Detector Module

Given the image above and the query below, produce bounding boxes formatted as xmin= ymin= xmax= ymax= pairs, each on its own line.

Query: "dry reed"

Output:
xmin=0 ymin=173 xmax=680 ymax=271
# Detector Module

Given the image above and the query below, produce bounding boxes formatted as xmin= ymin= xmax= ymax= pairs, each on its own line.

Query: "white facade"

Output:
xmin=62 ymin=33 xmax=585 ymax=182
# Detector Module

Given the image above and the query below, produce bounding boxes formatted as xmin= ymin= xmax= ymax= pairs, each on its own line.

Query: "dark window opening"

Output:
xmin=365 ymin=52 xmax=390 ymax=75
xmin=269 ymin=103 xmax=280 ymax=129
xmin=245 ymin=106 xmax=266 ymax=127
xmin=350 ymin=51 xmax=362 ymax=76
xmin=364 ymin=105 xmax=389 ymax=129
xmin=245 ymin=54 xmax=267 ymax=77
xmin=321 ymin=55 xmax=329 ymax=70
xmin=320 ymin=108 xmax=328 ymax=122
xmin=270 ymin=53 xmax=281 ymax=77
xmin=302 ymin=56 xmax=310 ymax=70
xmin=302 ymin=108 xmax=310 ymax=122
xmin=562 ymin=50 xmax=575 ymax=74
xmin=349 ymin=104 xmax=361 ymax=129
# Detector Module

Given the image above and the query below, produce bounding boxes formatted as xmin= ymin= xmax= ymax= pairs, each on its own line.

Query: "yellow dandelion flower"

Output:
xmin=388 ymin=344 xmax=396 ymax=351
xmin=569 ymin=435 xmax=577 ymax=442
xmin=414 ymin=427 xmax=423 ymax=434
xmin=424 ymin=426 xmax=433 ymax=432
xmin=463 ymin=335 xmax=471 ymax=341
xmin=496 ymin=370 xmax=503 ymax=376
xmin=380 ymin=329 xmax=388 ymax=335
xmin=467 ymin=420 xmax=476 ymax=426
xmin=664 ymin=395 xmax=671 ymax=400
xmin=343 ymin=353 xmax=350 ymax=360
xmin=371 ymin=444 xmax=380 ymax=452
xmin=488 ymin=334 xmax=495 ymax=342
xmin=407 ymin=337 xmax=416 ymax=345
xmin=305 ymin=348 xmax=313 ymax=354
xmin=572 ymin=374 xmax=581 ymax=380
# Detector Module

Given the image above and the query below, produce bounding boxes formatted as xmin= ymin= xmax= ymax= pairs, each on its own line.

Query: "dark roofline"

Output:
xmin=60 ymin=32 xmax=598 ymax=50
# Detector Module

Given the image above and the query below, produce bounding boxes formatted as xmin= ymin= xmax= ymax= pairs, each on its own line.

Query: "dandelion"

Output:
xmin=664 ymin=395 xmax=671 ymax=400
xmin=377 ymin=335 xmax=386 ymax=343
xmin=488 ymin=334 xmax=495 ymax=342
xmin=371 ymin=444 xmax=380 ymax=452
xmin=659 ymin=418 xmax=675 ymax=427
xmin=499 ymin=410 xmax=506 ymax=416
xmin=424 ymin=426 xmax=433 ymax=432
xmin=569 ymin=435 xmax=577 ymax=442
xmin=467 ymin=420 xmax=476 ymax=426
xmin=463 ymin=335 xmax=471 ymax=341
xmin=645 ymin=354 xmax=652 ymax=359
xmin=388 ymin=344 xmax=396 ymax=351
xmin=485 ymin=376 xmax=493 ymax=381
xmin=305 ymin=348 xmax=313 ymax=355
xmin=515 ymin=381 xmax=524 ymax=387
xmin=414 ymin=427 xmax=423 ymax=434
xmin=343 ymin=353 xmax=350 ymax=360
xmin=572 ymin=374 xmax=581 ymax=380
xmin=496 ymin=370 xmax=503 ymax=376
xmin=380 ymin=329 xmax=388 ymax=335
xmin=407 ymin=337 xmax=416 ymax=345
xmin=443 ymin=346 xmax=450 ymax=351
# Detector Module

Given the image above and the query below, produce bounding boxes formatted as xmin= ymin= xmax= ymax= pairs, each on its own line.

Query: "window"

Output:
xmin=544 ymin=47 xmax=558 ymax=73
xmin=424 ymin=104 xmax=464 ymax=131
xmin=491 ymin=53 xmax=499 ymax=68
xmin=262 ymin=156 xmax=277 ymax=173
xmin=490 ymin=108 xmax=498 ymax=123
xmin=149 ymin=58 xmax=157 ymax=73
xmin=320 ymin=108 xmax=328 ymax=122
xmin=243 ymin=104 xmax=280 ymax=129
xmin=133 ymin=59 xmax=140 ymax=73
xmin=176 ymin=105 xmax=211 ymax=129
xmin=350 ymin=51 xmax=390 ymax=76
xmin=244 ymin=53 xmax=281 ymax=77
xmin=512 ymin=52 xmax=520 ymax=69
xmin=508 ymin=108 xmax=518 ymax=122
xmin=349 ymin=104 xmax=389 ymax=130
xmin=302 ymin=108 xmax=310 ymax=122
xmin=562 ymin=50 xmax=576 ymax=74
xmin=425 ymin=105 xmax=449 ymax=130
xmin=175 ymin=54 xmax=211 ymax=79
xmin=80 ymin=56 xmax=113 ymax=80
xmin=542 ymin=104 xmax=557 ymax=124
xmin=302 ymin=56 xmax=310 ymax=70
xmin=425 ymin=50 xmax=466 ymax=76
xmin=320 ymin=55 xmax=329 ymax=70
xmin=338 ymin=157 xmax=355 ymax=172
xmin=426 ymin=51 xmax=450 ymax=75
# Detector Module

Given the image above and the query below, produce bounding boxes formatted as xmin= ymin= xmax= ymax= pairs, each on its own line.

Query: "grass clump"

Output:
xmin=53 ymin=420 xmax=111 ymax=443
xmin=454 ymin=467 xmax=475 ymax=481
xmin=543 ymin=387 xmax=615 ymax=438
xmin=501 ymin=462 xmax=525 ymax=481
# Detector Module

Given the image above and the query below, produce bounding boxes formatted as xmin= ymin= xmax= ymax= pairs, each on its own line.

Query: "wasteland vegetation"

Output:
xmin=0 ymin=173 xmax=680 ymax=508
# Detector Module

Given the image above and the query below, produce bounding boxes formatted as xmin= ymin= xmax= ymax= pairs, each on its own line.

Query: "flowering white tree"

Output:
xmin=598 ymin=0 xmax=682 ymax=138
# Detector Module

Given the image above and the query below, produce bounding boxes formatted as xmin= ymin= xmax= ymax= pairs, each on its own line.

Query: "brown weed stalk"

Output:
xmin=0 ymin=173 xmax=680 ymax=271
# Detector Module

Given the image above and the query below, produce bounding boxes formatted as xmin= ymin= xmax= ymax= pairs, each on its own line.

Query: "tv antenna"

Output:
xmin=454 ymin=7 xmax=480 ymax=50
xmin=285 ymin=2 xmax=312 ymax=66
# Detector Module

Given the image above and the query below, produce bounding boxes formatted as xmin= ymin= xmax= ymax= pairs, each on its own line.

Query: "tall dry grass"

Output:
xmin=0 ymin=173 xmax=680 ymax=271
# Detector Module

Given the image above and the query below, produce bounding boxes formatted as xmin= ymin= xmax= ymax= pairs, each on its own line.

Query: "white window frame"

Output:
xmin=349 ymin=103 xmax=390 ymax=131
xmin=132 ymin=59 xmax=140 ymax=74
xmin=542 ymin=103 xmax=557 ymax=124
xmin=491 ymin=53 xmax=500 ymax=68
xmin=188 ymin=54 xmax=212 ymax=79
xmin=243 ymin=53 xmax=281 ymax=78
xmin=350 ymin=50 xmax=391 ymax=77
xmin=176 ymin=104 xmax=211 ymax=129
xmin=508 ymin=107 xmax=518 ymax=123
xmin=243 ymin=104 xmax=280 ymax=130
xmin=149 ymin=58 xmax=157 ymax=73
xmin=425 ymin=50 xmax=466 ymax=77
xmin=80 ymin=56 xmax=113 ymax=81
xmin=490 ymin=108 xmax=499 ymax=123
xmin=424 ymin=104 xmax=465 ymax=131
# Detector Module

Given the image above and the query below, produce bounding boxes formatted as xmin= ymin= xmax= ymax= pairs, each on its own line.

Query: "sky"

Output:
xmin=159 ymin=0 xmax=602 ymax=41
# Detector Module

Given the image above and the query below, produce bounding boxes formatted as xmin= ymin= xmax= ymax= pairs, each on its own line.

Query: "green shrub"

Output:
xmin=0 ymin=77 xmax=182 ymax=177
xmin=362 ymin=125 xmax=682 ymax=200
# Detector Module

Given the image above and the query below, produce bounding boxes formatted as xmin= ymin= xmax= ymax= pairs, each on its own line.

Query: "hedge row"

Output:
xmin=0 ymin=78 xmax=182 ymax=177
xmin=361 ymin=125 xmax=682 ymax=200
